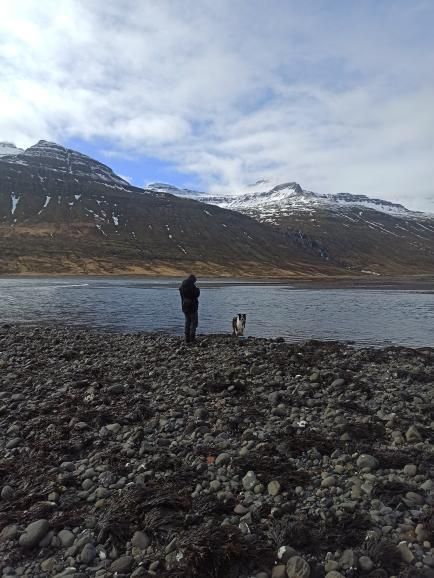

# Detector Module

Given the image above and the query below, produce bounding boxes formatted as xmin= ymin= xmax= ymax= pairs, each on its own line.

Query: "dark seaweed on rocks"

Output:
xmin=160 ymin=525 xmax=274 ymax=578
xmin=0 ymin=326 xmax=433 ymax=577
xmin=363 ymin=537 xmax=401 ymax=573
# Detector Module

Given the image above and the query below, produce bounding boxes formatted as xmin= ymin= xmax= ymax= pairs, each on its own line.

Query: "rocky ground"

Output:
xmin=0 ymin=325 xmax=433 ymax=578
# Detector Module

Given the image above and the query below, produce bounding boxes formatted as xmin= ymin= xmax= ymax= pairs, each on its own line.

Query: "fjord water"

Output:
xmin=0 ymin=277 xmax=433 ymax=347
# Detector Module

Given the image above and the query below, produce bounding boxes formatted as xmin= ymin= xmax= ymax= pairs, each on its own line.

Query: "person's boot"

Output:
xmin=185 ymin=334 xmax=191 ymax=344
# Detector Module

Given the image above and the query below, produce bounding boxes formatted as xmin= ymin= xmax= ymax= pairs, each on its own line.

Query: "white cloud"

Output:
xmin=0 ymin=0 xmax=433 ymax=211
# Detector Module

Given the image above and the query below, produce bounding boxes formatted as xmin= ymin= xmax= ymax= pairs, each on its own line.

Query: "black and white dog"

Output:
xmin=232 ymin=313 xmax=247 ymax=337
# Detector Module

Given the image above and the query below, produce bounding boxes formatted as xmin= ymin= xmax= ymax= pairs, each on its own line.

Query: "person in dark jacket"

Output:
xmin=179 ymin=274 xmax=200 ymax=343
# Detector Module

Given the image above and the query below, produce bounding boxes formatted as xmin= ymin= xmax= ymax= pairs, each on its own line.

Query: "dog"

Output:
xmin=232 ymin=313 xmax=247 ymax=337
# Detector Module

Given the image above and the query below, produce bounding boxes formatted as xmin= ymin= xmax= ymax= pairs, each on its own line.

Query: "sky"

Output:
xmin=0 ymin=0 xmax=433 ymax=211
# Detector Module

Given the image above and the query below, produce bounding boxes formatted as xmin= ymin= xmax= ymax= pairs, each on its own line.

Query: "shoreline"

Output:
xmin=0 ymin=326 xmax=433 ymax=577
xmin=1 ymin=273 xmax=433 ymax=291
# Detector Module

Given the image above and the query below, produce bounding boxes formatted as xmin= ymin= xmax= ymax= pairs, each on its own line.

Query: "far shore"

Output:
xmin=0 ymin=273 xmax=433 ymax=291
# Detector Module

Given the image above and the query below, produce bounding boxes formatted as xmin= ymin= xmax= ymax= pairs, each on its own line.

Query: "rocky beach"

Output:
xmin=0 ymin=325 xmax=433 ymax=578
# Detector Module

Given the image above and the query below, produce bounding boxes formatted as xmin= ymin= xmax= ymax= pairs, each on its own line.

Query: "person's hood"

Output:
xmin=182 ymin=275 xmax=196 ymax=286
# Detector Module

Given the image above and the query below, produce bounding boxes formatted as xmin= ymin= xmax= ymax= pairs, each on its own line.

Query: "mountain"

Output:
xmin=0 ymin=142 xmax=24 ymax=157
xmin=157 ymin=181 xmax=434 ymax=275
xmin=0 ymin=141 xmax=339 ymax=277
xmin=146 ymin=182 xmax=205 ymax=199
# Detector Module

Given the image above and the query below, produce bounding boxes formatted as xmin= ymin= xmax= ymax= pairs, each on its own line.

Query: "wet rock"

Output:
xmin=19 ymin=519 xmax=49 ymax=548
xmin=110 ymin=556 xmax=133 ymax=573
xmin=398 ymin=542 xmax=415 ymax=563
xmin=339 ymin=549 xmax=356 ymax=569
xmin=286 ymin=556 xmax=310 ymax=578
xmin=215 ymin=452 xmax=231 ymax=466
xmin=6 ymin=437 xmax=21 ymax=449
xmin=0 ymin=524 xmax=18 ymax=543
xmin=268 ymin=480 xmax=281 ymax=496
xmin=80 ymin=542 xmax=97 ymax=563
xmin=242 ymin=471 xmax=257 ymax=491
xmin=271 ymin=565 xmax=287 ymax=578
xmin=58 ymin=529 xmax=75 ymax=548
xmin=1 ymin=485 xmax=14 ymax=500
xmin=321 ymin=476 xmax=336 ymax=488
xmin=406 ymin=425 xmax=423 ymax=442
xmin=131 ymin=531 xmax=150 ymax=550
xmin=356 ymin=454 xmax=378 ymax=470
xmin=359 ymin=556 xmax=374 ymax=572
xmin=403 ymin=464 xmax=417 ymax=476
xmin=277 ymin=546 xmax=297 ymax=563
xmin=41 ymin=558 xmax=58 ymax=573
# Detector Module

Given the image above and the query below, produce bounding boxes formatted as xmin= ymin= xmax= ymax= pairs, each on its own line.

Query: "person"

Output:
xmin=179 ymin=274 xmax=200 ymax=343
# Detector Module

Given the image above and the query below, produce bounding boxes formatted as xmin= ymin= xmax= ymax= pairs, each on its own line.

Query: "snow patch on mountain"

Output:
xmin=0 ymin=142 xmax=24 ymax=157
xmin=203 ymin=182 xmax=421 ymax=218
xmin=146 ymin=182 xmax=205 ymax=198
xmin=11 ymin=193 xmax=20 ymax=215
xmin=148 ymin=180 xmax=426 ymax=219
xmin=1 ymin=140 xmax=131 ymax=190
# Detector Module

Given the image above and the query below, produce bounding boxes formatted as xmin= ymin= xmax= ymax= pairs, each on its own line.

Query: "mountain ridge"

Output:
xmin=1 ymin=140 xmax=433 ymax=276
xmin=146 ymin=181 xmax=434 ymax=275
xmin=0 ymin=141 xmax=339 ymax=277
xmin=146 ymin=181 xmax=428 ymax=218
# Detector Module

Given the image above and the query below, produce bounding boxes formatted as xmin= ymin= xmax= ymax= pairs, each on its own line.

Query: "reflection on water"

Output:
xmin=0 ymin=277 xmax=433 ymax=347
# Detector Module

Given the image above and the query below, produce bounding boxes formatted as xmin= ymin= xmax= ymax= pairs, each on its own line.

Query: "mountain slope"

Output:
xmin=0 ymin=142 xmax=339 ymax=277
xmin=150 ymin=182 xmax=434 ymax=275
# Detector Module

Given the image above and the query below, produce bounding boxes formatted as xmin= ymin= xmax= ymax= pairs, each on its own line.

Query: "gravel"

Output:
xmin=0 ymin=325 xmax=433 ymax=577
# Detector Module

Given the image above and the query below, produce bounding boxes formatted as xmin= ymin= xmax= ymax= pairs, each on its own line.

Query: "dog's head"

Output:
xmin=238 ymin=314 xmax=247 ymax=323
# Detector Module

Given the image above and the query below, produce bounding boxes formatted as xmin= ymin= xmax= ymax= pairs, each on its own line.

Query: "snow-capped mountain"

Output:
xmin=1 ymin=140 xmax=432 ymax=276
xmin=0 ymin=142 xmax=24 ymax=157
xmin=0 ymin=141 xmax=333 ymax=277
xmin=2 ymin=140 xmax=131 ymax=189
xmin=150 ymin=180 xmax=420 ymax=219
xmin=146 ymin=182 xmax=206 ymax=199
xmin=149 ymin=180 xmax=434 ymax=274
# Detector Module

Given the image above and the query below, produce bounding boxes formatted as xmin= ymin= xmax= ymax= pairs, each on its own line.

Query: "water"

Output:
xmin=0 ymin=277 xmax=433 ymax=347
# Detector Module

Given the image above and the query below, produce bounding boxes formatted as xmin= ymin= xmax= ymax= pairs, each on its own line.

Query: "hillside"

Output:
xmin=0 ymin=142 xmax=338 ymax=277
xmin=148 ymin=182 xmax=434 ymax=275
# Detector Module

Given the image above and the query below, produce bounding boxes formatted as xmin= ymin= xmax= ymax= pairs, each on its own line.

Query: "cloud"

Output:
xmin=119 ymin=174 xmax=133 ymax=184
xmin=0 ymin=0 xmax=433 ymax=210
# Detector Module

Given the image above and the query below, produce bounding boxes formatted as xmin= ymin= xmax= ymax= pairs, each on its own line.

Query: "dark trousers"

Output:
xmin=183 ymin=310 xmax=198 ymax=342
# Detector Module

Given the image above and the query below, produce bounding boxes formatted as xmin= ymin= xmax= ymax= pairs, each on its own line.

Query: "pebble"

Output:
xmin=405 ymin=425 xmax=423 ymax=442
xmin=131 ymin=531 xmax=151 ymax=550
xmin=0 ymin=525 xmax=18 ymax=543
xmin=398 ymin=542 xmax=415 ymax=563
xmin=18 ymin=519 xmax=50 ymax=548
xmin=5 ymin=437 xmax=21 ymax=449
xmin=58 ymin=530 xmax=75 ymax=548
xmin=1 ymin=485 xmax=14 ymax=500
xmin=403 ymin=464 xmax=417 ymax=476
xmin=80 ymin=543 xmax=97 ymax=563
xmin=110 ymin=556 xmax=134 ymax=573
xmin=324 ymin=560 xmax=339 ymax=572
xmin=356 ymin=454 xmax=378 ymax=470
xmin=321 ymin=475 xmax=336 ymax=488
xmin=271 ymin=566 xmax=286 ymax=578
xmin=215 ymin=452 xmax=231 ymax=466
xmin=242 ymin=471 xmax=257 ymax=491
xmin=286 ymin=556 xmax=310 ymax=578
xmin=267 ymin=480 xmax=281 ymax=496
xmin=358 ymin=555 xmax=374 ymax=571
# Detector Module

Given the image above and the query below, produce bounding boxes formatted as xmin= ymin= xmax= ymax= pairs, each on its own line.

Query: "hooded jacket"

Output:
xmin=179 ymin=275 xmax=200 ymax=313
